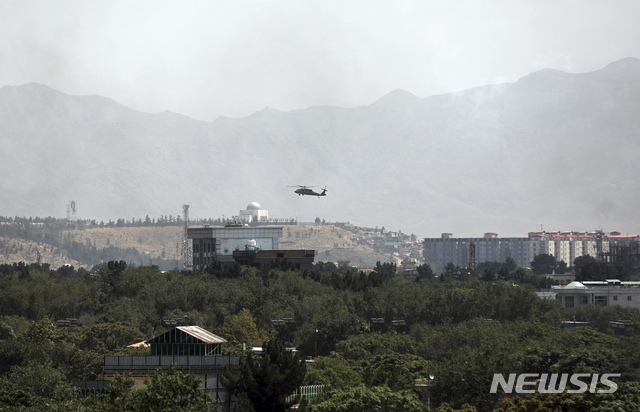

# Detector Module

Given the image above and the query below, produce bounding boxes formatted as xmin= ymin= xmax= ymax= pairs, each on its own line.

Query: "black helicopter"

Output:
xmin=288 ymin=185 xmax=328 ymax=197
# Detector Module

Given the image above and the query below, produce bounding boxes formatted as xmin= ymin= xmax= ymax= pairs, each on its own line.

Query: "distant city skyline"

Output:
xmin=1 ymin=1 xmax=639 ymax=121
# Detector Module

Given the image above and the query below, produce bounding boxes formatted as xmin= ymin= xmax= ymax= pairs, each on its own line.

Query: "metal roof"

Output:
xmin=177 ymin=326 xmax=227 ymax=344
xmin=127 ymin=340 xmax=151 ymax=348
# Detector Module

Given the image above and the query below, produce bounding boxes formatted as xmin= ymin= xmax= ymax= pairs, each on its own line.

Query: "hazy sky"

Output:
xmin=2 ymin=0 xmax=639 ymax=121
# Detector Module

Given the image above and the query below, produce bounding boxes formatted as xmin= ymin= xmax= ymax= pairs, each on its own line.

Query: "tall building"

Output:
xmin=423 ymin=231 xmax=637 ymax=273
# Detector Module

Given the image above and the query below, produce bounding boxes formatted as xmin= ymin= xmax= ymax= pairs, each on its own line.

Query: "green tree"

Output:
xmin=221 ymin=338 xmax=306 ymax=412
xmin=0 ymin=322 xmax=16 ymax=340
xmin=573 ymin=254 xmax=596 ymax=272
xmin=304 ymin=356 xmax=362 ymax=388
xmin=576 ymin=261 xmax=615 ymax=281
xmin=375 ymin=261 xmax=397 ymax=277
xmin=480 ymin=268 xmax=496 ymax=281
xmin=233 ymin=392 xmax=257 ymax=412
xmin=436 ymin=404 xmax=478 ymax=412
xmin=530 ymin=253 xmax=558 ymax=275
xmin=358 ymin=353 xmax=429 ymax=391
xmin=557 ymin=260 xmax=568 ymax=274
xmin=334 ymin=332 xmax=417 ymax=361
xmin=307 ymin=385 xmax=428 ymax=412
xmin=6 ymin=361 xmax=75 ymax=400
xmin=22 ymin=317 xmax=59 ymax=345
xmin=92 ymin=367 xmax=208 ymax=412
xmin=133 ymin=365 xmax=209 ymax=412
xmin=218 ymin=308 xmax=273 ymax=354
xmin=416 ymin=264 xmax=434 ymax=280
xmin=444 ymin=262 xmax=457 ymax=278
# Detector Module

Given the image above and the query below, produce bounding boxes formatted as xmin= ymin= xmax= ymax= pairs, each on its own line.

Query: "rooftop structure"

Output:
xmin=146 ymin=326 xmax=227 ymax=356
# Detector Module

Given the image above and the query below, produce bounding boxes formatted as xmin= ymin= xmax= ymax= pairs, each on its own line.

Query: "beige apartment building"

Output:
xmin=423 ymin=230 xmax=636 ymax=273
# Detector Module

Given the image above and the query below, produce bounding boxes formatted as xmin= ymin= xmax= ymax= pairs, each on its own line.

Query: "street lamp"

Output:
xmin=415 ymin=373 xmax=435 ymax=409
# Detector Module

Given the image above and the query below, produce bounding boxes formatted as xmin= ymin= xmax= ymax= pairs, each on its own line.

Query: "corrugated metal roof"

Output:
xmin=127 ymin=340 xmax=150 ymax=348
xmin=177 ymin=326 xmax=227 ymax=344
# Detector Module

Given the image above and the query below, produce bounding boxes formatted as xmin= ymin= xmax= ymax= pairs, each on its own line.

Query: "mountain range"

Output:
xmin=1 ymin=58 xmax=639 ymax=238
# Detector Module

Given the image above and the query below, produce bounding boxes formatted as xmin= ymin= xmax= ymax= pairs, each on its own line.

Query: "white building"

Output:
xmin=238 ymin=202 xmax=269 ymax=223
xmin=553 ymin=280 xmax=640 ymax=309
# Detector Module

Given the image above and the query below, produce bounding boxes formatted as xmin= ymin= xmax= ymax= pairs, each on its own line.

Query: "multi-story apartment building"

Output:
xmin=423 ymin=230 xmax=636 ymax=273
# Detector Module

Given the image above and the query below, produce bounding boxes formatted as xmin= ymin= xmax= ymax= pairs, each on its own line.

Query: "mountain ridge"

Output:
xmin=1 ymin=58 xmax=639 ymax=238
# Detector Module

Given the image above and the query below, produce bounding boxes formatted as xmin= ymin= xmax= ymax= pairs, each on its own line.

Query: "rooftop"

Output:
xmin=146 ymin=326 xmax=227 ymax=345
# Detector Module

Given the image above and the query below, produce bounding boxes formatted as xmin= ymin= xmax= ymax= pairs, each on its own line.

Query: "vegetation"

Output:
xmin=530 ymin=253 xmax=567 ymax=275
xmin=222 ymin=338 xmax=306 ymax=412
xmin=1 ymin=254 xmax=640 ymax=410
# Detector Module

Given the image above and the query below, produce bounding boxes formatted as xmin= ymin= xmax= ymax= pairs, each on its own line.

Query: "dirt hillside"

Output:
xmin=1 ymin=225 xmax=392 ymax=269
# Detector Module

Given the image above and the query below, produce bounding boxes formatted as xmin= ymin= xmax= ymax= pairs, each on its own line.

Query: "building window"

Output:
xmin=582 ymin=296 xmax=589 ymax=305
xmin=628 ymin=296 xmax=632 ymax=301
xmin=594 ymin=296 xmax=607 ymax=306
xmin=613 ymin=296 xmax=618 ymax=301
xmin=565 ymin=296 xmax=575 ymax=308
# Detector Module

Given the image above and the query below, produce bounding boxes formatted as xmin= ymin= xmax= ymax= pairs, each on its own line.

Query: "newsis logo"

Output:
xmin=490 ymin=373 xmax=620 ymax=394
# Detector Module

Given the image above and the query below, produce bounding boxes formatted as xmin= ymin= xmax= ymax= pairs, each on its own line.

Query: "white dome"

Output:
xmin=565 ymin=281 xmax=586 ymax=289
xmin=246 ymin=202 xmax=262 ymax=210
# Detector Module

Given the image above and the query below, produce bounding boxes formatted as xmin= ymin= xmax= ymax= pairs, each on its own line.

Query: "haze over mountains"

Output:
xmin=1 ymin=58 xmax=639 ymax=237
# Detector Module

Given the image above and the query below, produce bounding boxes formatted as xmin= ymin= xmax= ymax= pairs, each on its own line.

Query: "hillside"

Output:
xmin=0 ymin=224 xmax=393 ymax=269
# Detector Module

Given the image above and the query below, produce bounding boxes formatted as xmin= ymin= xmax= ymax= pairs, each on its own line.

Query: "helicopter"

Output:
xmin=288 ymin=185 xmax=328 ymax=197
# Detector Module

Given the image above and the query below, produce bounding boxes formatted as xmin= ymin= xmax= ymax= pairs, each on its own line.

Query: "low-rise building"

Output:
xmin=232 ymin=249 xmax=316 ymax=271
xmin=553 ymin=279 xmax=640 ymax=309
xmin=101 ymin=326 xmax=237 ymax=409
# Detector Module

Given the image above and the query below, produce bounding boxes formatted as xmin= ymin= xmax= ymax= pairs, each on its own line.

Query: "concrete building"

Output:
xmin=422 ymin=230 xmax=636 ymax=273
xmin=188 ymin=226 xmax=283 ymax=270
xmin=102 ymin=326 xmax=237 ymax=409
xmin=553 ymin=280 xmax=640 ymax=309
xmin=232 ymin=249 xmax=316 ymax=271
xmin=238 ymin=202 xmax=269 ymax=223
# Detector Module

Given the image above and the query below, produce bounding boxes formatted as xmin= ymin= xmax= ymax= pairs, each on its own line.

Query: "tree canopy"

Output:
xmin=221 ymin=338 xmax=306 ymax=412
xmin=0 ymin=258 xmax=640 ymax=411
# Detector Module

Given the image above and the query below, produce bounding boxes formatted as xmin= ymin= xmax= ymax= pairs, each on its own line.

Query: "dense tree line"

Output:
xmin=2 ymin=260 xmax=640 ymax=410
